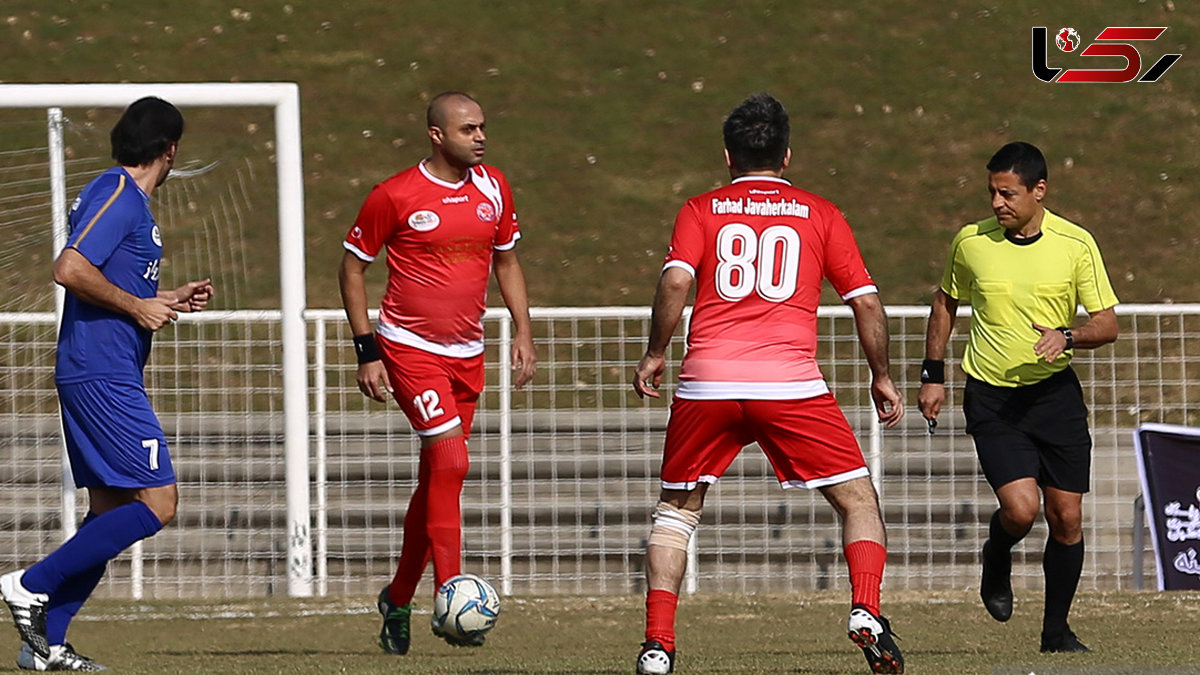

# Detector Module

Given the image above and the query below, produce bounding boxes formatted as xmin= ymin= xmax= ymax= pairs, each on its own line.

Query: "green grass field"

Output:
xmin=9 ymin=590 xmax=1196 ymax=674
xmin=2 ymin=1 xmax=1198 ymax=308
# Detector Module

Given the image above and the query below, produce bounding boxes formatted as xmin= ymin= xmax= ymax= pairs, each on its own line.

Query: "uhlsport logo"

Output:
xmin=1032 ymin=26 xmax=1181 ymax=83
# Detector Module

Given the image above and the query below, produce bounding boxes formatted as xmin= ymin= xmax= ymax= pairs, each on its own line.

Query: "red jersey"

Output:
xmin=664 ymin=176 xmax=876 ymax=400
xmin=344 ymin=162 xmax=520 ymax=357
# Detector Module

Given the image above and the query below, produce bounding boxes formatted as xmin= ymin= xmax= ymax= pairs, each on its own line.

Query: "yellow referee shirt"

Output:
xmin=940 ymin=209 xmax=1119 ymax=387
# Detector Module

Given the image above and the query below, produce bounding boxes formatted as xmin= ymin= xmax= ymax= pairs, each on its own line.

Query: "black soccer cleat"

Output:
xmin=0 ymin=571 xmax=49 ymax=660
xmin=980 ymin=540 xmax=1014 ymax=622
xmin=636 ymin=639 xmax=675 ymax=674
xmin=848 ymin=605 xmax=904 ymax=674
xmin=376 ymin=585 xmax=412 ymax=655
xmin=1040 ymin=629 xmax=1092 ymax=653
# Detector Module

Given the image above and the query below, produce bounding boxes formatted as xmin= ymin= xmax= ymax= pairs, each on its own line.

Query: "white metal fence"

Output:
xmin=1 ymin=304 xmax=1197 ymax=599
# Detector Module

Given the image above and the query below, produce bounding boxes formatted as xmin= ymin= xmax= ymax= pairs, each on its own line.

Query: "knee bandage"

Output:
xmin=647 ymin=502 xmax=701 ymax=551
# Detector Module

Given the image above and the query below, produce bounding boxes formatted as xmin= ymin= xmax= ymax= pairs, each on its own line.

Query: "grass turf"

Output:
xmin=6 ymin=590 xmax=1196 ymax=674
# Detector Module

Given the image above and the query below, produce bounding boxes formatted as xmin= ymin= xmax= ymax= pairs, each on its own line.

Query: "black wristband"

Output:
xmin=1058 ymin=327 xmax=1074 ymax=350
xmin=920 ymin=358 xmax=945 ymax=384
xmin=353 ymin=333 xmax=381 ymax=364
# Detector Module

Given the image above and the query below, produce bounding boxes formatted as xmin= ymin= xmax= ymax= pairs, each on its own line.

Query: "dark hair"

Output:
xmin=426 ymin=91 xmax=479 ymax=129
xmin=986 ymin=141 xmax=1047 ymax=188
xmin=110 ymin=97 xmax=184 ymax=167
xmin=723 ymin=93 xmax=789 ymax=173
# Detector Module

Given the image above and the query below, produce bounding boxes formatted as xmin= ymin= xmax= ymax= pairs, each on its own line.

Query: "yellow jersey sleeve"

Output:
xmin=1072 ymin=227 xmax=1119 ymax=313
xmin=939 ymin=223 xmax=980 ymax=302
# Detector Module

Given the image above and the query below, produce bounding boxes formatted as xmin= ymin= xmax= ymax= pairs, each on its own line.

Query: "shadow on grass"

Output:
xmin=153 ymin=649 xmax=343 ymax=657
xmin=149 ymin=650 xmax=623 ymax=675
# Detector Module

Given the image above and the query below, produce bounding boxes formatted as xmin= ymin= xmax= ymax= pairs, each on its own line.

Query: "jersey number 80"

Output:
xmin=714 ymin=223 xmax=800 ymax=303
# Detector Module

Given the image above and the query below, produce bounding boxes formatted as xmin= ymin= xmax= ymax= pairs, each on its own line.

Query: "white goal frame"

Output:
xmin=0 ymin=83 xmax=312 ymax=597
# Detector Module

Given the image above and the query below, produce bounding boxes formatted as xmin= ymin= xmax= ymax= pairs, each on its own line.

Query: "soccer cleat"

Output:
xmin=18 ymin=642 xmax=109 ymax=671
xmin=431 ymin=623 xmax=486 ymax=647
xmin=0 ymin=571 xmax=49 ymax=659
xmin=636 ymin=640 xmax=675 ymax=674
xmin=376 ymin=585 xmax=412 ymax=655
xmin=1040 ymin=629 xmax=1092 ymax=653
xmin=848 ymin=605 xmax=904 ymax=674
xmin=980 ymin=540 xmax=1014 ymax=622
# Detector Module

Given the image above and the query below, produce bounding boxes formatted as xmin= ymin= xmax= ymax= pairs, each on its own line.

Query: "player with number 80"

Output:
xmin=632 ymin=92 xmax=905 ymax=675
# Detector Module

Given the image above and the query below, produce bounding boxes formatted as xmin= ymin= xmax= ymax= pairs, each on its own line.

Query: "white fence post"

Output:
xmin=313 ymin=318 xmax=328 ymax=596
xmin=46 ymin=107 xmax=78 ymax=542
xmin=130 ymin=541 xmax=143 ymax=600
xmin=682 ymin=311 xmax=699 ymax=595
xmin=498 ymin=316 xmax=514 ymax=596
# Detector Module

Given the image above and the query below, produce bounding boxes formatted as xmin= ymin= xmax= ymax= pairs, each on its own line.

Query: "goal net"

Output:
xmin=0 ymin=84 xmax=311 ymax=598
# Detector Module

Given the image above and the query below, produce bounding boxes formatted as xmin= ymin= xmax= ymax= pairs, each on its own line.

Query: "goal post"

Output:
xmin=0 ymin=83 xmax=312 ymax=597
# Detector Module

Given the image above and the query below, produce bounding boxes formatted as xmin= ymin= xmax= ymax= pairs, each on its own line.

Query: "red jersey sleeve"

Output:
xmin=822 ymin=207 xmax=877 ymax=299
xmin=662 ymin=199 xmax=705 ymax=276
xmin=344 ymin=184 xmax=399 ymax=262
xmin=494 ymin=172 xmax=520 ymax=250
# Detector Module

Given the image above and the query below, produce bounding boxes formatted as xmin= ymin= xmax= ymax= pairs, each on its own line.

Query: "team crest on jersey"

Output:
xmin=408 ymin=210 xmax=441 ymax=232
xmin=151 ymin=225 xmax=162 ymax=246
xmin=476 ymin=202 xmax=497 ymax=224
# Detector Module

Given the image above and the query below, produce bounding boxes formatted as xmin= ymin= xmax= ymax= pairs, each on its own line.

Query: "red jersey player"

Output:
xmin=631 ymin=93 xmax=906 ymax=675
xmin=338 ymin=92 xmax=536 ymax=655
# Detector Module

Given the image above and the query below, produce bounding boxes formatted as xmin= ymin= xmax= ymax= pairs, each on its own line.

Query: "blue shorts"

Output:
xmin=57 ymin=380 xmax=176 ymax=489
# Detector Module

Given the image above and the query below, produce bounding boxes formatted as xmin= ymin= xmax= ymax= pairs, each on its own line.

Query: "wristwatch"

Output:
xmin=1058 ymin=327 xmax=1074 ymax=350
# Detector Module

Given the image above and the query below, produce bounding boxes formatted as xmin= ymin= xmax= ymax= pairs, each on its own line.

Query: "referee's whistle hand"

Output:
xmin=917 ymin=382 xmax=945 ymax=422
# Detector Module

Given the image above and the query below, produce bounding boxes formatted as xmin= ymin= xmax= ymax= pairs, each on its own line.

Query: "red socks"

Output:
xmin=845 ymin=539 xmax=887 ymax=616
xmin=645 ymin=589 xmax=679 ymax=651
xmin=643 ymin=542 xmax=883 ymax=652
xmin=389 ymin=435 xmax=470 ymax=605
xmin=424 ymin=436 xmax=469 ymax=588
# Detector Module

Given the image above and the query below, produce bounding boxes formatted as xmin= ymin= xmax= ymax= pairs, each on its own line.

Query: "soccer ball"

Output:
xmin=432 ymin=573 xmax=501 ymax=640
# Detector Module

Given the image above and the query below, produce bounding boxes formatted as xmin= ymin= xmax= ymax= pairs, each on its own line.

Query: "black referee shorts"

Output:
xmin=964 ymin=367 xmax=1091 ymax=494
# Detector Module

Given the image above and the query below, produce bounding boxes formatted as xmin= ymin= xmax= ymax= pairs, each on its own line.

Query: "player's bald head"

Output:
xmin=426 ymin=92 xmax=481 ymax=130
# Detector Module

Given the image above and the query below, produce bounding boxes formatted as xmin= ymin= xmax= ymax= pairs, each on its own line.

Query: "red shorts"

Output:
xmin=660 ymin=395 xmax=869 ymax=490
xmin=378 ymin=337 xmax=485 ymax=438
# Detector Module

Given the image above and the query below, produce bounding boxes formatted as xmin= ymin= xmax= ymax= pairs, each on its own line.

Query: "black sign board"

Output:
xmin=1134 ymin=424 xmax=1200 ymax=590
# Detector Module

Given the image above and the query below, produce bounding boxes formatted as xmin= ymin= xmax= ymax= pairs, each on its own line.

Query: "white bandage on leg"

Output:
xmin=647 ymin=501 xmax=702 ymax=551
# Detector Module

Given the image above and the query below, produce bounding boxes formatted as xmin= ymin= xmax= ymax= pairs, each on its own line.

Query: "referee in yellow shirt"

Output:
xmin=918 ymin=141 xmax=1118 ymax=654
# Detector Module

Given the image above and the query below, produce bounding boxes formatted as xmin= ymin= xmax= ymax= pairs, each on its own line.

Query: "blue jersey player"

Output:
xmin=1 ymin=97 xmax=214 ymax=671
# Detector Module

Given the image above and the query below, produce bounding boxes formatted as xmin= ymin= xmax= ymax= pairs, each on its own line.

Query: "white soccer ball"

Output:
xmin=432 ymin=573 xmax=501 ymax=639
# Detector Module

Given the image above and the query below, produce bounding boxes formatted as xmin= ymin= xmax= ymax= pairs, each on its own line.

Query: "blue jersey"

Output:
xmin=55 ymin=167 xmax=162 ymax=385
